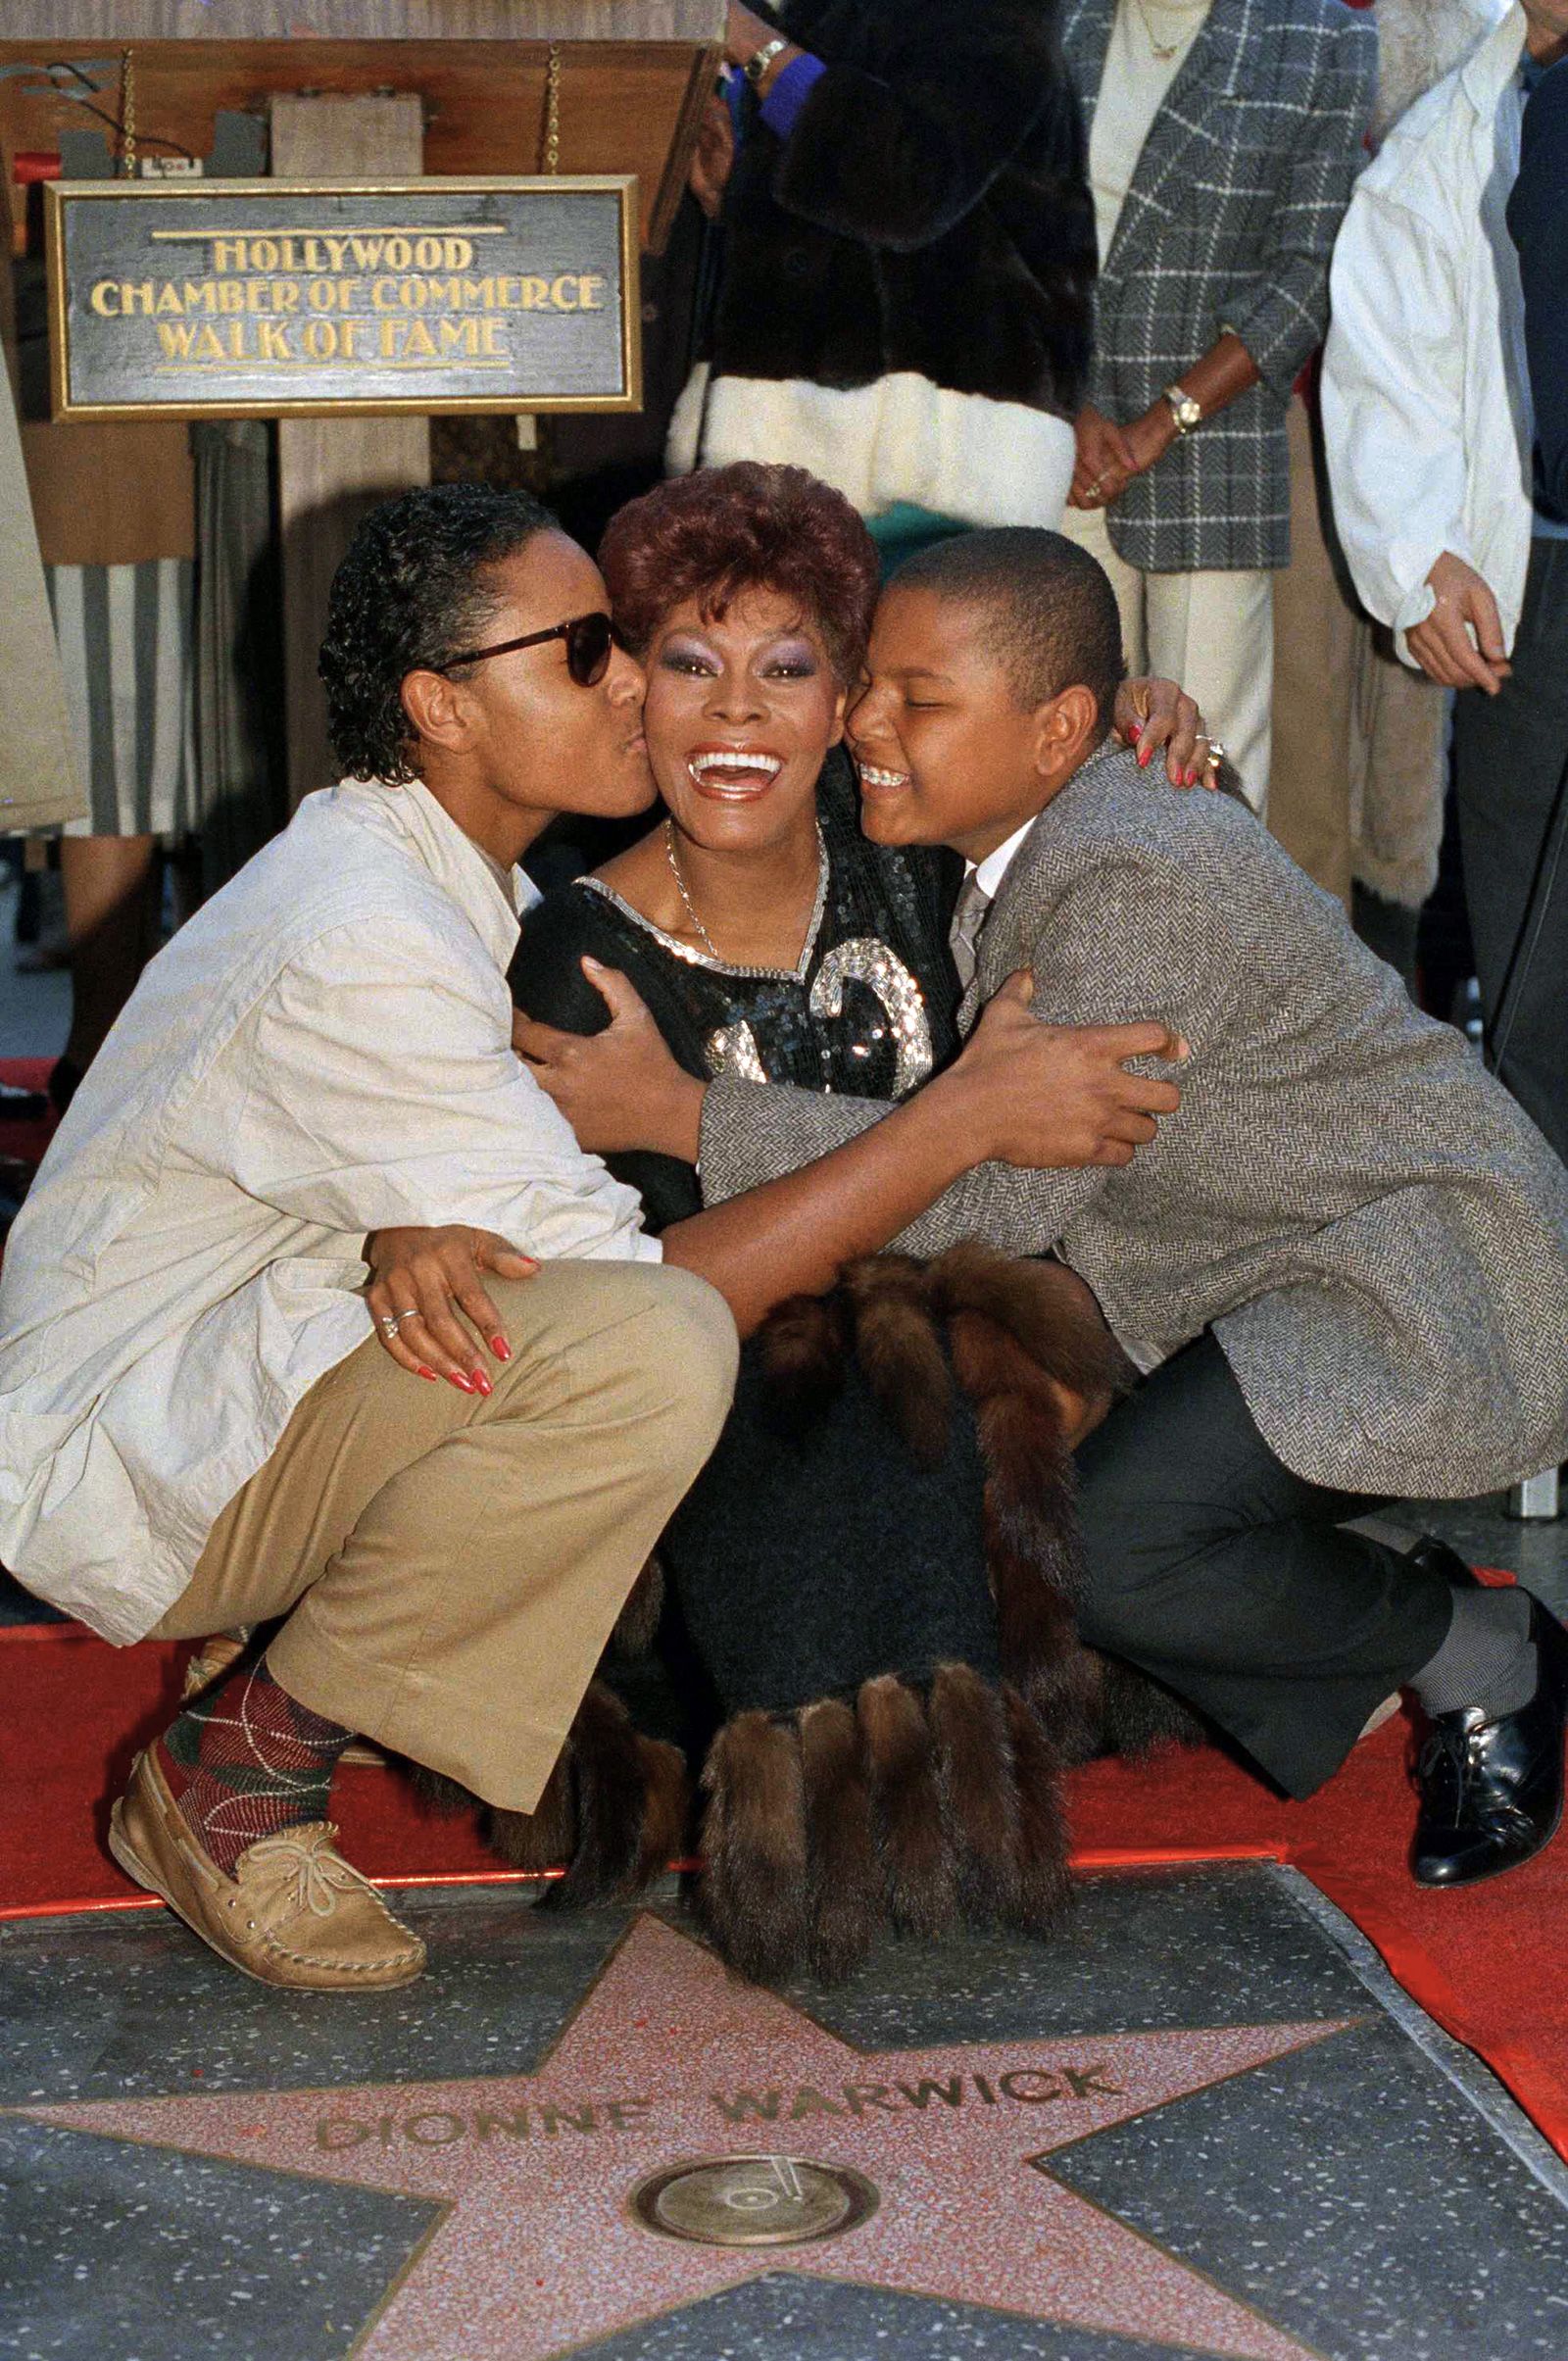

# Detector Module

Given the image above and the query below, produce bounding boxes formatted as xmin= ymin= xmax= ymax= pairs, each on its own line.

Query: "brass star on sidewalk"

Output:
xmin=18 ymin=1914 xmax=1349 ymax=2359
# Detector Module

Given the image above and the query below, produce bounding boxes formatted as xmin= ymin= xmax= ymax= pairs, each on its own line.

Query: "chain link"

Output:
xmin=538 ymin=41 xmax=562 ymax=174
xmin=120 ymin=46 xmax=136 ymax=176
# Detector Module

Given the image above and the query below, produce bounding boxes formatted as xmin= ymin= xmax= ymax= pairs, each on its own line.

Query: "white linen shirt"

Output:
xmin=1321 ymin=4 xmax=1535 ymax=662
xmin=0 ymin=775 xmax=659 ymax=1646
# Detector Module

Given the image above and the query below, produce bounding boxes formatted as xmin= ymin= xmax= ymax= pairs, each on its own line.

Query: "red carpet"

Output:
xmin=0 ymin=1055 xmax=60 ymax=1177
xmin=2 ymin=1617 xmax=1565 ymax=2166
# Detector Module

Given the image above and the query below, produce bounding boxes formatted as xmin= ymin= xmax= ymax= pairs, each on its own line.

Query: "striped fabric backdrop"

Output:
xmin=45 ymin=560 xmax=197 ymax=840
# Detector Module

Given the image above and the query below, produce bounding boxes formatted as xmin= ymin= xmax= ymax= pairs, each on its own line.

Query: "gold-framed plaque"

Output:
xmin=44 ymin=175 xmax=642 ymax=419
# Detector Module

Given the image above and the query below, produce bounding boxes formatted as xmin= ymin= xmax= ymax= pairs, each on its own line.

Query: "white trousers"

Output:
xmin=1057 ymin=501 xmax=1274 ymax=814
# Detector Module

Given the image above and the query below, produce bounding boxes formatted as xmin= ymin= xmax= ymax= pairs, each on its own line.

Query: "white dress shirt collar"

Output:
xmin=970 ymin=812 xmax=1042 ymax=902
xmin=342 ymin=772 xmax=539 ymax=967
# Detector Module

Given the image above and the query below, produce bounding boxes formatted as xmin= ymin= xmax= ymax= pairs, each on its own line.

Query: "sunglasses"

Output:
xmin=442 ymin=609 xmax=619 ymax=688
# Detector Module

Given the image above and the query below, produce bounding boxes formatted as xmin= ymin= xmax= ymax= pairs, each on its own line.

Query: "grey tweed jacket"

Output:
xmin=1063 ymin=0 xmax=1375 ymax=571
xmin=698 ymin=747 xmax=1568 ymax=1500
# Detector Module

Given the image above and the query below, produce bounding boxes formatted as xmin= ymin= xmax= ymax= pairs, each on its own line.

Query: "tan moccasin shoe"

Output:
xmin=108 ymin=1746 xmax=425 ymax=1992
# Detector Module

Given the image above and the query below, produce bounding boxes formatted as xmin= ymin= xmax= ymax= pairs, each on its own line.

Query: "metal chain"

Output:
xmin=121 ymin=47 xmax=136 ymax=176
xmin=539 ymin=41 xmax=562 ymax=174
xmin=664 ymin=821 xmax=722 ymax=959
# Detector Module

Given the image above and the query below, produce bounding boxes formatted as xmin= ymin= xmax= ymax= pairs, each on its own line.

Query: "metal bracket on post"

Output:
xmin=1508 ymin=1468 xmax=1562 ymax=1522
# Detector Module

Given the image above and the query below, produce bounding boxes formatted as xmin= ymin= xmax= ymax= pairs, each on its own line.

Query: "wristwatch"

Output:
xmin=745 ymin=35 xmax=791 ymax=83
xmin=1163 ymin=382 xmax=1202 ymax=435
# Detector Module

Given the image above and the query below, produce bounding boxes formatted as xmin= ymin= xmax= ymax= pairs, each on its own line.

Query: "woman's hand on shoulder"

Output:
xmin=514 ymin=959 xmax=707 ymax=1160
xmin=364 ymin=1225 xmax=538 ymax=1390
xmin=1112 ymin=678 xmax=1220 ymax=788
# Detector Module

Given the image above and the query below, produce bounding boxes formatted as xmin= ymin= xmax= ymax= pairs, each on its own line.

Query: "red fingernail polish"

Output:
xmin=1185 ymin=767 xmax=1199 ymax=786
xmin=417 ymin=1366 xmax=437 ymax=1382
xmin=472 ymin=1370 xmax=493 ymax=1398
xmin=1127 ymin=719 xmax=1142 ymax=738
xmin=491 ymin=1336 xmax=512 ymax=1361
xmin=449 ymin=1373 xmax=474 ymax=1394
xmin=1138 ymin=745 xmax=1152 ymax=766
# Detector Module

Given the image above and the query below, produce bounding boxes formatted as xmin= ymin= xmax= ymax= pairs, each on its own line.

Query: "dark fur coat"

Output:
xmin=415 ymin=1247 xmax=1201 ymax=1986
xmin=708 ymin=0 xmax=1097 ymax=415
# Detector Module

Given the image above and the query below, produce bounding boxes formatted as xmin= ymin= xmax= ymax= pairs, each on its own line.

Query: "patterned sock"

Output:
xmin=158 ymin=1652 xmax=354 ymax=1876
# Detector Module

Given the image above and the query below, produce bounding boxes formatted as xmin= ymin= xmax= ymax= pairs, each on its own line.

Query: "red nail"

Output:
xmin=1127 ymin=719 xmax=1143 ymax=738
xmin=448 ymin=1372 xmax=475 ymax=1394
xmin=472 ymin=1369 xmax=493 ymax=1398
xmin=417 ymin=1366 xmax=438 ymax=1382
xmin=1185 ymin=767 xmax=1199 ymax=786
xmin=491 ymin=1335 xmax=512 ymax=1361
xmin=1138 ymin=745 xmax=1152 ymax=766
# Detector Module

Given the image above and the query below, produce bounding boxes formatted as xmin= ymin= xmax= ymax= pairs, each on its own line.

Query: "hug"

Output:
xmin=0 ymin=468 xmax=1564 ymax=1994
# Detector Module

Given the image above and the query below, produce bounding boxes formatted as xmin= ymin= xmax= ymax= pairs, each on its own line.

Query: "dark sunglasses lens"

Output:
xmin=566 ymin=613 xmax=613 ymax=687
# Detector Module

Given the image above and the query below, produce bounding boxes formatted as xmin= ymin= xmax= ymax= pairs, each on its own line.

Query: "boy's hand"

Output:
xmin=950 ymin=971 xmax=1188 ymax=1168
xmin=364 ymin=1226 xmax=538 ymax=1392
xmin=514 ymin=960 xmax=706 ymax=1159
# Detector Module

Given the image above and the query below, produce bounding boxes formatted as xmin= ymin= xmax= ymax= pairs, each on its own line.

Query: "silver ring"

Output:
xmin=1204 ymin=740 xmax=1226 ymax=766
xmin=377 ymin=1311 xmax=413 ymax=1338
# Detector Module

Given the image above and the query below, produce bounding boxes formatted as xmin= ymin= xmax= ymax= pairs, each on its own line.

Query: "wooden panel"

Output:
xmin=273 ymin=96 xmax=429 ymax=807
xmin=0 ymin=3 xmax=723 ymax=36
xmin=0 ymin=40 xmax=712 ymax=250
xmin=0 ymin=168 xmax=84 ymax=830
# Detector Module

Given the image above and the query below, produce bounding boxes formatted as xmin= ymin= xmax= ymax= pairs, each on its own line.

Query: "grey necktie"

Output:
xmin=949 ymin=871 xmax=991 ymax=993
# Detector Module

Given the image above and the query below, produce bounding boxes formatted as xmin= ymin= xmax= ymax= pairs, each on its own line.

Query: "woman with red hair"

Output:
xmin=512 ymin=461 xmax=1208 ymax=1227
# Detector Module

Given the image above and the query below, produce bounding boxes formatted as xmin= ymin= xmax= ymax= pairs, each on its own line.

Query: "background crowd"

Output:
xmin=4 ymin=0 xmax=1567 ymax=1190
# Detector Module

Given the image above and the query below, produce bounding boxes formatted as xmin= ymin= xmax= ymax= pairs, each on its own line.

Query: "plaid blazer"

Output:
xmin=1062 ymin=0 xmax=1375 ymax=571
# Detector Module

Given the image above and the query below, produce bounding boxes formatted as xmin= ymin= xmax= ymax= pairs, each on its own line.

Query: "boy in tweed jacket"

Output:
xmin=665 ymin=530 xmax=1568 ymax=1886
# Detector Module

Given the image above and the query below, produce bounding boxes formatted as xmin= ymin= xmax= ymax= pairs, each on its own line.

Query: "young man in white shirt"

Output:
xmin=1323 ymin=0 xmax=1568 ymax=1166
xmin=0 ymin=485 xmax=1184 ymax=1992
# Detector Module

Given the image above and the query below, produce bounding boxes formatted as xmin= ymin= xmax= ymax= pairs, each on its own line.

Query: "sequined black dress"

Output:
xmin=510 ymin=749 xmax=962 ymax=1230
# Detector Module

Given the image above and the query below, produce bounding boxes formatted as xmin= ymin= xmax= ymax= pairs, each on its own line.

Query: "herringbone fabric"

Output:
xmin=698 ymin=746 xmax=1568 ymax=1500
xmin=1063 ymin=0 xmax=1375 ymax=571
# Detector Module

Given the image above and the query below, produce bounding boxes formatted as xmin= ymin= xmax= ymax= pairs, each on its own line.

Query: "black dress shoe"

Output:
xmin=1413 ymin=1595 xmax=1568 ymax=1888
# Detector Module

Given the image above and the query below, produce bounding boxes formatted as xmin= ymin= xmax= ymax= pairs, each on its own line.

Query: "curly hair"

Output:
xmin=599 ymin=463 xmax=879 ymax=684
xmin=319 ymin=482 xmax=557 ymax=783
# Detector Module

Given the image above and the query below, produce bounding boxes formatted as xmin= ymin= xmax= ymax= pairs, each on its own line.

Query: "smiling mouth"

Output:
xmin=685 ymin=747 xmax=785 ymax=797
xmin=856 ymin=761 xmax=912 ymax=791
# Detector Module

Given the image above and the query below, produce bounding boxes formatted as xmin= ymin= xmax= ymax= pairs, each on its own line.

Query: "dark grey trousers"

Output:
xmin=1072 ymin=1333 xmax=1453 ymax=1800
xmin=1452 ymin=536 xmax=1568 ymax=1168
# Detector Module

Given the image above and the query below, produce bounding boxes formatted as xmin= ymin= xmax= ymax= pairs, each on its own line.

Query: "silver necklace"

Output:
xmin=663 ymin=816 xmax=825 ymax=966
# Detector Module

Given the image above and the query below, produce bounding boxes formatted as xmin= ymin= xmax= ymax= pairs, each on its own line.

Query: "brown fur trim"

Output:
xmin=799 ymin=1697 xmax=881 ymax=1984
xmin=946 ymin=1307 xmax=1099 ymax=1746
xmin=839 ymin=1256 xmax=952 ymax=1467
xmin=1002 ymin=1686 xmax=1073 ymax=1936
xmin=634 ymin=1735 xmax=693 ymax=1885
xmin=858 ymin=1674 xmax=957 ymax=1939
xmin=405 ymin=1762 xmax=485 ymax=1820
xmin=927 ymin=1662 xmax=1024 ymax=1926
xmin=538 ymin=1682 xmax=652 ymax=1909
xmin=612 ymin=1554 xmax=666 ymax=1659
xmin=696 ymin=1710 xmax=810 ymax=1982
xmin=1096 ymin=1656 xmax=1207 ymax=1757
xmin=930 ymin=1242 xmax=1137 ymax=1399
xmin=755 ymin=1291 xmax=852 ymax=1443
xmin=485 ymin=1747 xmax=575 ymax=1874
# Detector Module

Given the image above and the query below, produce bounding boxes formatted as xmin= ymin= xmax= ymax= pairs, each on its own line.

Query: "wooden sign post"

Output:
xmin=1 ymin=0 xmax=722 ymax=808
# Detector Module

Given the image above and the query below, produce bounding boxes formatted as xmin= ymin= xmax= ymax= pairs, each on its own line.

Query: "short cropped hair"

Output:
xmin=893 ymin=527 xmax=1127 ymax=735
xmin=320 ymin=482 xmax=557 ymax=783
xmin=599 ymin=462 xmax=879 ymax=685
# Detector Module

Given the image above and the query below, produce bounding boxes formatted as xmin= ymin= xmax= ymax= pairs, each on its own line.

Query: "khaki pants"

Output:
xmin=152 ymin=1261 xmax=737 ymax=1812
xmin=1269 ymin=394 xmax=1445 ymax=912
xmin=1058 ymin=497 xmax=1274 ymax=814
